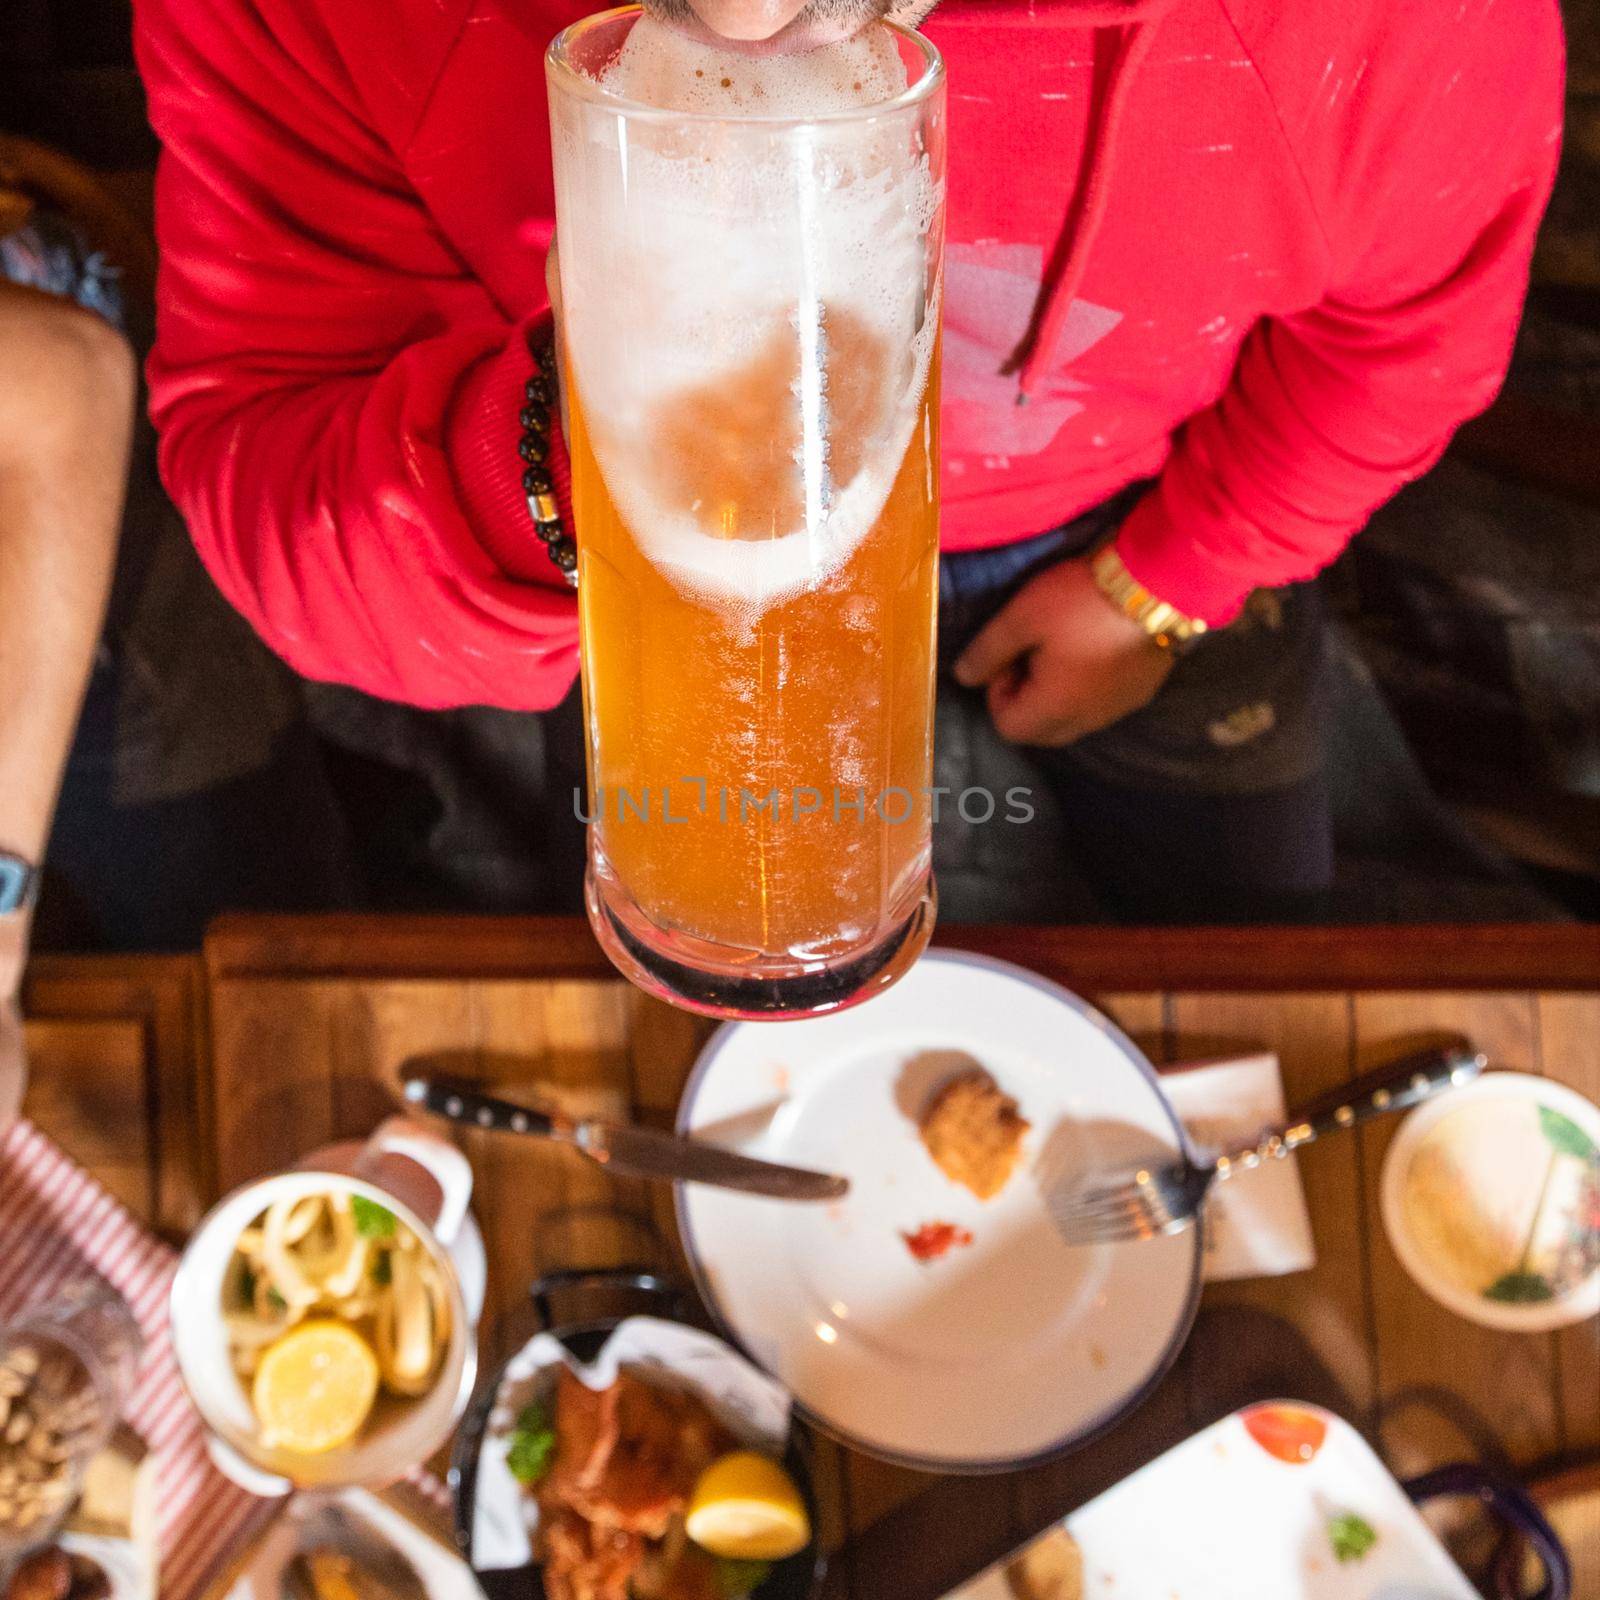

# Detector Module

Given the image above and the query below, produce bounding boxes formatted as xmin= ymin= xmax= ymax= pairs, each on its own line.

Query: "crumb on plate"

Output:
xmin=901 ymin=1221 xmax=974 ymax=1263
xmin=1005 ymin=1528 xmax=1082 ymax=1600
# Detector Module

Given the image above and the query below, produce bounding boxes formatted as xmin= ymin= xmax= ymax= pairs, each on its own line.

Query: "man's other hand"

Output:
xmin=953 ymin=554 xmax=1174 ymax=747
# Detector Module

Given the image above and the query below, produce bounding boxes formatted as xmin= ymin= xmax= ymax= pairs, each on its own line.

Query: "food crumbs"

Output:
xmin=902 ymin=1221 xmax=974 ymax=1263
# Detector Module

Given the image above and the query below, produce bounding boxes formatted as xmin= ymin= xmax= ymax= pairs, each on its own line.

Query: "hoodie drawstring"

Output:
xmin=1015 ymin=13 xmax=1162 ymax=399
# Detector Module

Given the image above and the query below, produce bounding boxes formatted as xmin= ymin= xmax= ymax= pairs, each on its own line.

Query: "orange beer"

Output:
xmin=571 ymin=351 xmax=939 ymax=963
xmin=549 ymin=7 xmax=946 ymax=1015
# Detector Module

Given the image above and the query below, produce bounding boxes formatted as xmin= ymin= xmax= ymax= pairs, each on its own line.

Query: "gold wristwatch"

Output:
xmin=1089 ymin=543 xmax=1209 ymax=652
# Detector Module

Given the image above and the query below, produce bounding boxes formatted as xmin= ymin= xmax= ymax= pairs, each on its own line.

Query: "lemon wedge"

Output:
xmin=251 ymin=1319 xmax=380 ymax=1454
xmin=686 ymin=1451 xmax=811 ymax=1562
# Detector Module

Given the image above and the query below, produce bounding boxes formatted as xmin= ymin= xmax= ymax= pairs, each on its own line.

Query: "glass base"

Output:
xmin=585 ymin=848 xmax=936 ymax=1021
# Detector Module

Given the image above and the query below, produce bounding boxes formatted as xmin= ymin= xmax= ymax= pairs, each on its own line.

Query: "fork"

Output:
xmin=1047 ymin=1042 xmax=1486 ymax=1247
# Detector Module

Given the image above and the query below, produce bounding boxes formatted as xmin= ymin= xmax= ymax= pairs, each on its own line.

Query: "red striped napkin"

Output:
xmin=0 ymin=1118 xmax=271 ymax=1600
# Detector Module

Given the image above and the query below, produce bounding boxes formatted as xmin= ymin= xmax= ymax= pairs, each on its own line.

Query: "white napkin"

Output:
xmin=1160 ymin=1054 xmax=1317 ymax=1282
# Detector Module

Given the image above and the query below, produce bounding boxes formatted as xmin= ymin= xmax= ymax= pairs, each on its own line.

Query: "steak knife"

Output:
xmin=401 ymin=1072 xmax=848 ymax=1202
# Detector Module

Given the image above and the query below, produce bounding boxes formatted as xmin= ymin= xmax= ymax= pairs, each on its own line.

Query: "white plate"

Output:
xmin=945 ymin=1405 xmax=1479 ymax=1598
xmin=675 ymin=950 xmax=1201 ymax=1471
xmin=207 ymin=1488 xmax=480 ymax=1600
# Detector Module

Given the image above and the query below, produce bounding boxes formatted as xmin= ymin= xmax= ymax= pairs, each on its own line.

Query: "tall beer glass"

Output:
xmin=548 ymin=7 xmax=945 ymax=1018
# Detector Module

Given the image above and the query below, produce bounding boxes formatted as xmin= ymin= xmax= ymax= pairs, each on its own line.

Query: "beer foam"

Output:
xmin=555 ymin=18 xmax=941 ymax=616
xmin=602 ymin=15 xmax=910 ymax=117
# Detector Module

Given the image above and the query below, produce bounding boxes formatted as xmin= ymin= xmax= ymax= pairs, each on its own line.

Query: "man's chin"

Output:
xmin=645 ymin=0 xmax=936 ymax=57
xmin=661 ymin=8 xmax=872 ymax=54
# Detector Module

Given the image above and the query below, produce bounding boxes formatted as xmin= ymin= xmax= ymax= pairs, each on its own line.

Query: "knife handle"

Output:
xmin=402 ymin=1075 xmax=560 ymax=1139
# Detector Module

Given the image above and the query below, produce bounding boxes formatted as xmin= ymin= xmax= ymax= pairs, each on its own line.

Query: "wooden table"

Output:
xmin=21 ymin=951 xmax=209 ymax=1238
xmin=20 ymin=918 xmax=1600 ymax=1597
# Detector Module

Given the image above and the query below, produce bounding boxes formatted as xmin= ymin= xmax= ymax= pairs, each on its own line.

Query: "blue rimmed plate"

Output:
xmin=675 ymin=950 xmax=1201 ymax=1472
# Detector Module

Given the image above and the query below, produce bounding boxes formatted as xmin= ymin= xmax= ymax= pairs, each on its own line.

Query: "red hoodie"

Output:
xmin=135 ymin=0 xmax=1563 ymax=711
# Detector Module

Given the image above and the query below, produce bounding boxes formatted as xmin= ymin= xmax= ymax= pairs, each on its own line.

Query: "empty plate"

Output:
xmin=675 ymin=950 xmax=1201 ymax=1471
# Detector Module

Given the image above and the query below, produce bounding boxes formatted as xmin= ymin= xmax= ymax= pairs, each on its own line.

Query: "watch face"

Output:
xmin=0 ymin=856 xmax=35 ymax=915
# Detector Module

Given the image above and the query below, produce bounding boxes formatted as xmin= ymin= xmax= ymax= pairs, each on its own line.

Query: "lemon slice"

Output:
xmin=251 ymin=1319 xmax=380 ymax=1454
xmin=686 ymin=1450 xmax=811 ymax=1561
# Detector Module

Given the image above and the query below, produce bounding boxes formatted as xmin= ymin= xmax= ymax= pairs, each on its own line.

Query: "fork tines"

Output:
xmin=1045 ymin=1165 xmax=1198 ymax=1247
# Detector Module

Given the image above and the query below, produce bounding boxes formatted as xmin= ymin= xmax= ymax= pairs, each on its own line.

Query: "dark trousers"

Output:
xmin=933 ymin=502 xmax=1334 ymax=924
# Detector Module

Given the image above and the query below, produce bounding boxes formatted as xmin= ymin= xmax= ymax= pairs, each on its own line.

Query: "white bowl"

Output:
xmin=171 ymin=1131 xmax=479 ymax=1494
xmin=1381 ymin=1071 xmax=1600 ymax=1332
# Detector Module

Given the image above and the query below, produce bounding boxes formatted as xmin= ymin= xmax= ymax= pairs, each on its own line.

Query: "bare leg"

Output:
xmin=0 ymin=279 xmax=135 ymax=1114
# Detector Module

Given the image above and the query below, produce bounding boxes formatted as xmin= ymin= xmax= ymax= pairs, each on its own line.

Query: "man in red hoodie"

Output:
xmin=135 ymin=0 xmax=1563 ymax=920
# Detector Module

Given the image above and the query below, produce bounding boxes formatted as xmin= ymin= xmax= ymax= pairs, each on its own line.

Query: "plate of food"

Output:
xmin=942 ymin=1404 xmax=1568 ymax=1599
xmin=171 ymin=1128 xmax=480 ymax=1494
xmin=454 ymin=1274 xmax=823 ymax=1600
xmin=675 ymin=950 xmax=1202 ymax=1471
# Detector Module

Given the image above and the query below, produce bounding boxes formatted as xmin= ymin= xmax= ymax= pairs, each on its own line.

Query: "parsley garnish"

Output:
xmin=1485 ymin=1270 xmax=1556 ymax=1303
xmin=506 ymin=1400 xmax=557 ymax=1486
xmin=351 ymin=1195 xmax=398 ymax=1240
xmin=714 ymin=1558 xmax=774 ymax=1598
xmin=1328 ymin=1512 xmax=1378 ymax=1563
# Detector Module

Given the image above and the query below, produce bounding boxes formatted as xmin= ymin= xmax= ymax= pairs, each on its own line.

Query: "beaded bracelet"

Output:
xmin=518 ymin=332 xmax=577 ymax=586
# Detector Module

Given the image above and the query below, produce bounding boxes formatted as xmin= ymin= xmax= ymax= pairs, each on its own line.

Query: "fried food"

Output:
xmin=534 ymin=1370 xmax=736 ymax=1600
xmin=1005 ymin=1528 xmax=1083 ymax=1600
xmin=632 ymin=1521 xmax=721 ymax=1600
xmin=539 ymin=1508 xmax=646 ymax=1600
xmin=919 ymin=1070 xmax=1030 ymax=1201
xmin=222 ymin=1189 xmax=451 ymax=1448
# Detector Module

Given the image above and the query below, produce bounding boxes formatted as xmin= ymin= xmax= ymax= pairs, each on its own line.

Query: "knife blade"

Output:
xmin=400 ymin=1072 xmax=848 ymax=1202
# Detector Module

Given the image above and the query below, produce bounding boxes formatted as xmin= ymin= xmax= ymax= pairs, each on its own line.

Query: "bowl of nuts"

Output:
xmin=0 ymin=1285 xmax=142 ymax=1565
